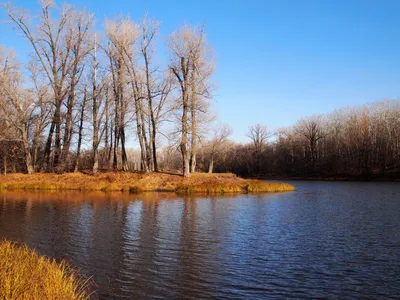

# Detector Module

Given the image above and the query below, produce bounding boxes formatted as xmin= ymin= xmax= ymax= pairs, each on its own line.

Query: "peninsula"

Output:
xmin=0 ymin=172 xmax=295 ymax=194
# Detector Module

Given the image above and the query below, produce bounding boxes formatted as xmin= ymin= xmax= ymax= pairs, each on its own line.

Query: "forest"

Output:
xmin=208 ymin=100 xmax=400 ymax=179
xmin=0 ymin=1 xmax=399 ymax=179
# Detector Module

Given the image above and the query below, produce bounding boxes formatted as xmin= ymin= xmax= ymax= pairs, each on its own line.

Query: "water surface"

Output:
xmin=1 ymin=181 xmax=400 ymax=299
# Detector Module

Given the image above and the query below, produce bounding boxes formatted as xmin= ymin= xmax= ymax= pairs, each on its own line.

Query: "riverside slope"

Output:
xmin=0 ymin=172 xmax=295 ymax=194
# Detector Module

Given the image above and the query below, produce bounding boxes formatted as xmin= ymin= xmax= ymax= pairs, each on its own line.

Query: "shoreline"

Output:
xmin=0 ymin=172 xmax=295 ymax=194
xmin=249 ymin=175 xmax=400 ymax=182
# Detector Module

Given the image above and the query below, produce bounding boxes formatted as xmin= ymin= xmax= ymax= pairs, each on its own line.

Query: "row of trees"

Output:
xmin=194 ymin=99 xmax=400 ymax=178
xmin=0 ymin=1 xmax=214 ymax=177
xmin=1 ymin=2 xmax=399 ymax=179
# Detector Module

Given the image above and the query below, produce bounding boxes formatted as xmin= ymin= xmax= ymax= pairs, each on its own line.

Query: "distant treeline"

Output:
xmin=74 ymin=98 xmax=398 ymax=180
xmin=206 ymin=99 xmax=400 ymax=179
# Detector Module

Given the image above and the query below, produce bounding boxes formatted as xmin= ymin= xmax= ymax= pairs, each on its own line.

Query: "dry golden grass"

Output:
xmin=244 ymin=180 xmax=296 ymax=192
xmin=0 ymin=172 xmax=295 ymax=194
xmin=0 ymin=240 xmax=91 ymax=300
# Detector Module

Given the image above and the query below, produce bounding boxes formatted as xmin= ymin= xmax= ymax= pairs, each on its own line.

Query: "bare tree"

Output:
xmin=105 ymin=17 xmax=148 ymax=172
xmin=91 ymin=34 xmax=107 ymax=174
xmin=206 ymin=124 xmax=232 ymax=173
xmin=4 ymin=1 xmax=94 ymax=172
xmin=60 ymin=8 xmax=94 ymax=172
xmin=0 ymin=47 xmax=34 ymax=174
xmin=28 ymin=62 xmax=52 ymax=171
xmin=74 ymin=88 xmax=88 ymax=172
xmin=168 ymin=24 xmax=215 ymax=177
xmin=295 ymin=117 xmax=324 ymax=172
xmin=247 ymin=124 xmax=271 ymax=153
xmin=189 ymin=26 xmax=215 ymax=173
xmin=140 ymin=17 xmax=174 ymax=172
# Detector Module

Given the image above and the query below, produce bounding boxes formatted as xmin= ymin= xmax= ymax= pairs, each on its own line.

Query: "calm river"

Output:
xmin=1 ymin=181 xmax=400 ymax=299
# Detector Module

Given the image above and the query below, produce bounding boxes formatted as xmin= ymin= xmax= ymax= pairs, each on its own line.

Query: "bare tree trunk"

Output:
xmin=120 ymin=127 xmax=128 ymax=171
xmin=172 ymin=57 xmax=191 ymax=177
xmin=181 ymin=78 xmax=190 ymax=177
xmin=109 ymin=120 xmax=114 ymax=170
xmin=113 ymin=128 xmax=119 ymax=171
xmin=43 ymin=113 xmax=56 ymax=171
xmin=190 ymin=64 xmax=197 ymax=173
xmin=110 ymin=56 xmax=121 ymax=171
xmin=20 ymin=126 xmax=34 ymax=174
xmin=148 ymin=118 xmax=154 ymax=171
xmin=181 ymin=135 xmax=190 ymax=178
xmin=32 ymin=143 xmax=38 ymax=171
xmin=3 ymin=156 xmax=6 ymax=176
xmin=31 ymin=127 xmax=41 ymax=171
xmin=118 ymin=61 xmax=129 ymax=172
xmin=92 ymin=86 xmax=99 ymax=174
xmin=53 ymin=100 xmax=62 ymax=172
xmin=126 ymin=68 xmax=148 ymax=172
xmin=134 ymin=99 xmax=149 ymax=172
xmin=208 ymin=155 xmax=214 ymax=174
xmin=104 ymin=86 xmax=110 ymax=170
xmin=151 ymin=124 xmax=158 ymax=171
xmin=139 ymin=99 xmax=152 ymax=171
xmin=92 ymin=38 xmax=99 ymax=174
xmin=124 ymin=59 xmax=149 ymax=172
xmin=143 ymin=37 xmax=158 ymax=172
xmin=74 ymin=91 xmax=86 ymax=173
xmin=61 ymin=92 xmax=74 ymax=172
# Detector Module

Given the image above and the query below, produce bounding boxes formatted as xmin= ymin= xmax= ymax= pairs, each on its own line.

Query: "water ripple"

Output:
xmin=0 ymin=182 xmax=400 ymax=299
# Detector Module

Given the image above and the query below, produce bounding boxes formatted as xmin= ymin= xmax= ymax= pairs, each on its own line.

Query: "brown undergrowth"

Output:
xmin=0 ymin=240 xmax=91 ymax=300
xmin=0 ymin=172 xmax=295 ymax=194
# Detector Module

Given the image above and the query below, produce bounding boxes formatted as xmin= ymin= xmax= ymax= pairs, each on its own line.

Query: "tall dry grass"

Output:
xmin=0 ymin=240 xmax=91 ymax=300
xmin=0 ymin=172 xmax=295 ymax=194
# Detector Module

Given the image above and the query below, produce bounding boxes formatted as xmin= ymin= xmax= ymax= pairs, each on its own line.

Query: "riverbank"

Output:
xmin=256 ymin=175 xmax=400 ymax=182
xmin=0 ymin=241 xmax=90 ymax=299
xmin=0 ymin=172 xmax=295 ymax=194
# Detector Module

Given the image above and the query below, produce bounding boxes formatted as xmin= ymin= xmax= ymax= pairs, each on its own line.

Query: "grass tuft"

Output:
xmin=0 ymin=240 xmax=91 ymax=300
xmin=244 ymin=180 xmax=296 ymax=192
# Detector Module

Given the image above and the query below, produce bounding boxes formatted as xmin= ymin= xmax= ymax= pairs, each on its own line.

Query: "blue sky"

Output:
xmin=1 ymin=0 xmax=400 ymax=143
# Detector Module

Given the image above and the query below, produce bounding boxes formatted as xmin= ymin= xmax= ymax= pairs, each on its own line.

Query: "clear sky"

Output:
xmin=1 ymin=0 xmax=400 ymax=143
